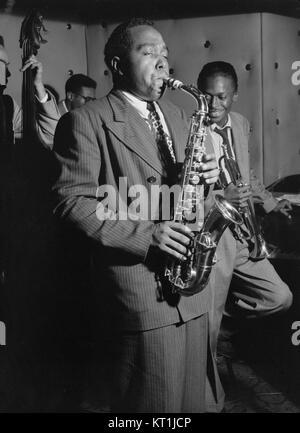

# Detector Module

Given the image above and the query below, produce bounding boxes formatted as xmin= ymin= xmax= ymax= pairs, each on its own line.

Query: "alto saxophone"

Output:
xmin=164 ymin=78 xmax=243 ymax=296
xmin=219 ymin=144 xmax=269 ymax=260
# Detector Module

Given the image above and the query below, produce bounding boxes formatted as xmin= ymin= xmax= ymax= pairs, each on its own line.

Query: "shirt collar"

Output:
xmin=121 ymin=91 xmax=149 ymax=118
xmin=62 ymin=100 xmax=69 ymax=113
xmin=211 ymin=114 xmax=232 ymax=131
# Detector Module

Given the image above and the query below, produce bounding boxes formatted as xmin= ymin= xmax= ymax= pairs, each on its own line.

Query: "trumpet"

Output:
xmin=219 ymin=143 xmax=269 ymax=260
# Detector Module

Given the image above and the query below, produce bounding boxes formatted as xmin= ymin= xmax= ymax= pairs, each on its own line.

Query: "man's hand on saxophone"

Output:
xmin=199 ymin=153 xmax=220 ymax=184
xmin=151 ymin=153 xmax=220 ymax=261
xmin=151 ymin=221 xmax=193 ymax=261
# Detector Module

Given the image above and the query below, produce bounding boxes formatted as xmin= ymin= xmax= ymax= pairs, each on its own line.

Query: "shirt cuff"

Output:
xmin=263 ymin=196 xmax=278 ymax=213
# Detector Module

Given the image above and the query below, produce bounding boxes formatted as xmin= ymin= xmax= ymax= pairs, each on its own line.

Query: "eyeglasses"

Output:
xmin=74 ymin=93 xmax=96 ymax=103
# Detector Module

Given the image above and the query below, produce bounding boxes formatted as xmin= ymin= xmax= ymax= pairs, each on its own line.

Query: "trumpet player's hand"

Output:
xmin=273 ymin=199 xmax=293 ymax=218
xmin=224 ymin=183 xmax=252 ymax=209
xmin=151 ymin=221 xmax=193 ymax=261
xmin=199 ymin=153 xmax=220 ymax=185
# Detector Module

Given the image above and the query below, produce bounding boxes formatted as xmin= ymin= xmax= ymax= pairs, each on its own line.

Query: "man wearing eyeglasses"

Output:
xmin=58 ymin=73 xmax=97 ymax=115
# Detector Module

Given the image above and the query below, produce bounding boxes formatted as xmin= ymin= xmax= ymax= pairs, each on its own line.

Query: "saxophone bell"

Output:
xmin=165 ymin=195 xmax=243 ymax=296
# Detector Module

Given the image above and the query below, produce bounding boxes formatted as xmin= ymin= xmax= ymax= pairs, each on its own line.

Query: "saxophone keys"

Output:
xmin=183 ymin=184 xmax=194 ymax=193
xmin=189 ymin=174 xmax=201 ymax=185
xmin=193 ymin=153 xmax=203 ymax=163
xmin=191 ymin=160 xmax=201 ymax=169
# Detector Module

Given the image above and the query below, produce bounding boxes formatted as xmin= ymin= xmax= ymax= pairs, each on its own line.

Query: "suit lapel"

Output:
xmin=106 ymin=90 xmax=163 ymax=175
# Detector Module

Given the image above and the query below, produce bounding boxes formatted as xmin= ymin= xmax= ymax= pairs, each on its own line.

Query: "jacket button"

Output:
xmin=147 ymin=176 xmax=156 ymax=183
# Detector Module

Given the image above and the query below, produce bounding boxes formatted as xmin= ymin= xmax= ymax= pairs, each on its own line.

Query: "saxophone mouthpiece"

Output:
xmin=164 ymin=77 xmax=183 ymax=89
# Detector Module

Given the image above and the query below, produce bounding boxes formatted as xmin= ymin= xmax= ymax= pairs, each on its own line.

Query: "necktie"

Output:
xmin=214 ymin=126 xmax=235 ymax=159
xmin=147 ymin=102 xmax=177 ymax=179
xmin=214 ymin=126 xmax=238 ymax=187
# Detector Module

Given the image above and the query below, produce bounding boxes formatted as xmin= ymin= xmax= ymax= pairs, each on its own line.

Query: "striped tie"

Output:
xmin=214 ymin=126 xmax=238 ymax=187
xmin=147 ymin=102 xmax=177 ymax=179
xmin=215 ymin=126 xmax=235 ymax=159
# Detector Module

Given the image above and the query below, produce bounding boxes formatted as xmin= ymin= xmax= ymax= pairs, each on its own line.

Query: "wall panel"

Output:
xmin=0 ymin=14 xmax=87 ymax=106
xmin=2 ymin=12 xmax=300 ymax=185
xmin=85 ymin=22 xmax=115 ymax=98
xmin=86 ymin=14 xmax=264 ymax=179
xmin=155 ymin=15 xmax=263 ymax=179
xmin=262 ymin=13 xmax=300 ymax=185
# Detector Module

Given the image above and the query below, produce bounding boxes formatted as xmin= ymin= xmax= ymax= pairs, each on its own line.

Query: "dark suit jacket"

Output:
xmin=52 ymin=89 xmax=212 ymax=332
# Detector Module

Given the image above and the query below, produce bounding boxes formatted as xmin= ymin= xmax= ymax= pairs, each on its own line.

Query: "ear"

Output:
xmin=111 ymin=56 xmax=124 ymax=76
xmin=233 ymin=92 xmax=238 ymax=102
xmin=66 ymin=91 xmax=74 ymax=101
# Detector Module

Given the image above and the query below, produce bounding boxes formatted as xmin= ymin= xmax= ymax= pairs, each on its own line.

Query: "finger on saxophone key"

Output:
xmin=200 ymin=154 xmax=219 ymax=184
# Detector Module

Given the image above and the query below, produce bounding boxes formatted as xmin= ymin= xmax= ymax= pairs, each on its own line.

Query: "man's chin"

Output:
xmin=156 ymin=86 xmax=166 ymax=100
xmin=151 ymin=82 xmax=166 ymax=99
xmin=150 ymin=90 xmax=163 ymax=101
xmin=210 ymin=115 xmax=226 ymax=125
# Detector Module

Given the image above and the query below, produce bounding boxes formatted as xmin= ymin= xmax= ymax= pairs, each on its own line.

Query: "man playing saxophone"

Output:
xmin=197 ymin=61 xmax=293 ymax=365
xmin=52 ymin=19 xmax=224 ymax=413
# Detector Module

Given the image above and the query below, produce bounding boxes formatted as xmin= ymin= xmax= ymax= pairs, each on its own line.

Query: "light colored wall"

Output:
xmin=154 ymin=15 xmax=264 ymax=180
xmin=86 ymin=14 xmax=264 ymax=180
xmin=86 ymin=13 xmax=300 ymax=186
xmin=261 ymin=13 xmax=300 ymax=185
xmin=0 ymin=14 xmax=87 ymax=106
xmin=2 ymin=12 xmax=299 ymax=186
xmin=85 ymin=22 xmax=116 ymax=97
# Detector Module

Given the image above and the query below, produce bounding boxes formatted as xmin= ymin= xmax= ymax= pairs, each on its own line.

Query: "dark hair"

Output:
xmin=65 ymin=73 xmax=97 ymax=94
xmin=197 ymin=61 xmax=238 ymax=92
xmin=104 ymin=17 xmax=154 ymax=71
xmin=0 ymin=35 xmax=4 ymax=46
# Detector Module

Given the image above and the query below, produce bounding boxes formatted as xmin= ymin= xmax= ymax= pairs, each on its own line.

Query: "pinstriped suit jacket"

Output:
xmin=52 ymin=89 xmax=212 ymax=332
